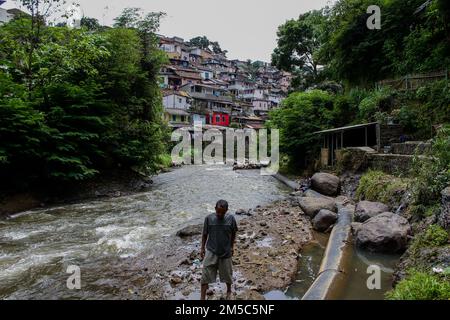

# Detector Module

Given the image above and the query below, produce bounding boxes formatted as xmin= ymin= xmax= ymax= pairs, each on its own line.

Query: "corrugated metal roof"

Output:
xmin=314 ymin=122 xmax=378 ymax=135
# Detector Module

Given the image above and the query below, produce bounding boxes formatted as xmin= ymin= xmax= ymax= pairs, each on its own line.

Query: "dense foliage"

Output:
xmin=273 ymin=0 xmax=450 ymax=87
xmin=0 ymin=7 xmax=169 ymax=189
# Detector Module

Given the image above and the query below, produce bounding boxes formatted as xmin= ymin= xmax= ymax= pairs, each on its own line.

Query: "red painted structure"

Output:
xmin=209 ymin=112 xmax=230 ymax=127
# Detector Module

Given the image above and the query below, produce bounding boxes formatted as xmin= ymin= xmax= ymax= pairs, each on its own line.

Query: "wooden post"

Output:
xmin=331 ymin=133 xmax=335 ymax=166
xmin=376 ymin=123 xmax=381 ymax=151
xmin=341 ymin=131 xmax=344 ymax=149
xmin=365 ymin=127 xmax=368 ymax=146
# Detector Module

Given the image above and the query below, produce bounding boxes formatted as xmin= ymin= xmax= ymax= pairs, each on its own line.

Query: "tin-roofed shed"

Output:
xmin=315 ymin=122 xmax=404 ymax=167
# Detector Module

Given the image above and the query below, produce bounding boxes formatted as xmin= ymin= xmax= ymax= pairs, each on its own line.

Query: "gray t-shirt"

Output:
xmin=203 ymin=213 xmax=238 ymax=259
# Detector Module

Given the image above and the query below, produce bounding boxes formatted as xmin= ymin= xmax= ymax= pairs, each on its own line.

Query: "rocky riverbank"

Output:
xmin=120 ymin=198 xmax=313 ymax=300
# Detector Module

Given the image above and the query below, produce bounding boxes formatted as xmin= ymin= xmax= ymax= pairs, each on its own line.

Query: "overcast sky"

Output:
xmin=6 ymin=0 xmax=333 ymax=62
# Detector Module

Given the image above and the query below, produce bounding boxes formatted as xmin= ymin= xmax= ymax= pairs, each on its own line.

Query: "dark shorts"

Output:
xmin=201 ymin=250 xmax=233 ymax=285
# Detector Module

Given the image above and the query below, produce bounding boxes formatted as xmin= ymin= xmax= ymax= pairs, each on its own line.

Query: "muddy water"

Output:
xmin=335 ymin=247 xmax=401 ymax=300
xmin=264 ymin=232 xmax=328 ymax=300
xmin=264 ymin=233 xmax=400 ymax=300
xmin=0 ymin=165 xmax=290 ymax=300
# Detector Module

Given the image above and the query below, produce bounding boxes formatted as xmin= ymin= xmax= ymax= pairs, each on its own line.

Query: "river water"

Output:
xmin=0 ymin=165 xmax=290 ymax=300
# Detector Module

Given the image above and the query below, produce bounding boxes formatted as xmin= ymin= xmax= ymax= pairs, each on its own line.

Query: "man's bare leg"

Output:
xmin=226 ymin=283 xmax=232 ymax=300
xmin=201 ymin=284 xmax=209 ymax=300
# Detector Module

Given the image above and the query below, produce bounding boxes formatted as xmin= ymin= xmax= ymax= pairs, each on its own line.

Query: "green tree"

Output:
xmin=272 ymin=10 xmax=327 ymax=88
xmin=267 ymin=90 xmax=334 ymax=167
xmin=80 ymin=16 xmax=101 ymax=31
xmin=188 ymin=36 xmax=210 ymax=50
xmin=188 ymin=36 xmax=226 ymax=54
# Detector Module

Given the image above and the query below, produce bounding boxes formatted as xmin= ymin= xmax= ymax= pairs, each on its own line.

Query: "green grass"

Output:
xmin=410 ymin=225 xmax=449 ymax=253
xmin=156 ymin=154 xmax=173 ymax=169
xmin=356 ymin=170 xmax=409 ymax=205
xmin=386 ymin=270 xmax=450 ymax=300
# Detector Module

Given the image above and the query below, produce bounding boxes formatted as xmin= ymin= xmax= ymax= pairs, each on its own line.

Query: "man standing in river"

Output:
xmin=200 ymin=200 xmax=238 ymax=300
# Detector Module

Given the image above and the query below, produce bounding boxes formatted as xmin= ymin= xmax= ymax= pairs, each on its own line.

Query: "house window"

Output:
xmin=181 ymin=116 xmax=185 ymax=122
xmin=216 ymin=115 xmax=221 ymax=123
xmin=172 ymin=115 xmax=177 ymax=122
xmin=178 ymin=98 xmax=182 ymax=104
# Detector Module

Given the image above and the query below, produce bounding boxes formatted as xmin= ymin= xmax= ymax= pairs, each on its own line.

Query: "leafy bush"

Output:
xmin=358 ymin=87 xmax=395 ymax=122
xmin=386 ymin=270 xmax=450 ymax=300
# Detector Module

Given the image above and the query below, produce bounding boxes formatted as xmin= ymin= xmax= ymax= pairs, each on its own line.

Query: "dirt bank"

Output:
xmin=0 ymin=169 xmax=162 ymax=218
xmin=118 ymin=198 xmax=313 ymax=300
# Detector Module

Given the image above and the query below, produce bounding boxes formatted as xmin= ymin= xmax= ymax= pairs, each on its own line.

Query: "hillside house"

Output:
xmin=162 ymin=91 xmax=191 ymax=110
xmin=162 ymin=91 xmax=192 ymax=126
xmin=181 ymin=83 xmax=233 ymax=127
xmin=164 ymin=108 xmax=191 ymax=126
xmin=252 ymin=99 xmax=271 ymax=113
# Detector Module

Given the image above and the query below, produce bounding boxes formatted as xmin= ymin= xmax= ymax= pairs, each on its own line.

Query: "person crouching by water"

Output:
xmin=200 ymin=200 xmax=238 ymax=300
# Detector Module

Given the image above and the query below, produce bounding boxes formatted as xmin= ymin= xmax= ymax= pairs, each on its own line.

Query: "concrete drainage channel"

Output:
xmin=273 ymin=173 xmax=354 ymax=300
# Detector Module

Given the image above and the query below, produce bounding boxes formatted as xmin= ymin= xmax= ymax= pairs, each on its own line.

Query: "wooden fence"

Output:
xmin=376 ymin=70 xmax=449 ymax=91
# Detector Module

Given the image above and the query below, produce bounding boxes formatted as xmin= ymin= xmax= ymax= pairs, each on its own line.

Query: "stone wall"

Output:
xmin=379 ymin=124 xmax=404 ymax=148
xmin=391 ymin=142 xmax=431 ymax=155
xmin=335 ymin=147 xmax=375 ymax=173
xmin=367 ymin=153 xmax=415 ymax=175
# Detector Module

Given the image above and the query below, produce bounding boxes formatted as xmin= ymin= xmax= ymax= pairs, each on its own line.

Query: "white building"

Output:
xmin=0 ymin=8 xmax=13 ymax=24
xmin=253 ymin=99 xmax=270 ymax=112
xmin=197 ymin=67 xmax=214 ymax=80
xmin=162 ymin=91 xmax=191 ymax=110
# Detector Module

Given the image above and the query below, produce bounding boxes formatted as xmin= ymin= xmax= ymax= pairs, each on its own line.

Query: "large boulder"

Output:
xmin=303 ymin=189 xmax=334 ymax=200
xmin=176 ymin=224 xmax=203 ymax=238
xmin=439 ymin=187 xmax=450 ymax=230
xmin=312 ymin=209 xmax=338 ymax=232
xmin=351 ymin=222 xmax=363 ymax=236
xmin=298 ymin=197 xmax=336 ymax=218
xmin=355 ymin=201 xmax=390 ymax=222
xmin=311 ymin=172 xmax=341 ymax=196
xmin=355 ymin=212 xmax=411 ymax=253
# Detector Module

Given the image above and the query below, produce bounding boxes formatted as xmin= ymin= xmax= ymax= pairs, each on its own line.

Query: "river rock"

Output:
xmin=176 ymin=224 xmax=203 ymax=238
xmin=312 ymin=209 xmax=338 ymax=232
xmin=170 ymin=276 xmax=183 ymax=285
xmin=355 ymin=212 xmax=411 ymax=253
xmin=355 ymin=201 xmax=390 ymax=222
xmin=351 ymin=222 xmax=363 ymax=235
xmin=298 ymin=197 xmax=336 ymax=218
xmin=311 ymin=172 xmax=341 ymax=196
xmin=304 ymin=189 xmax=334 ymax=200
xmin=236 ymin=209 xmax=252 ymax=216
xmin=439 ymin=187 xmax=450 ymax=230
